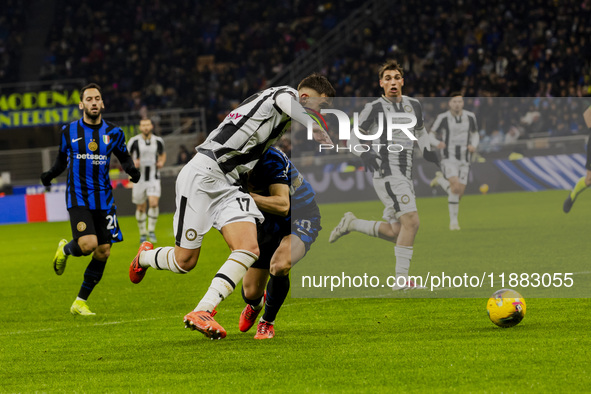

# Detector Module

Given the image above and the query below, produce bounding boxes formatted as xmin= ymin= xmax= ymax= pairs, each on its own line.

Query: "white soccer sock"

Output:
xmin=136 ymin=210 xmax=147 ymax=236
xmin=350 ymin=219 xmax=380 ymax=237
xmin=196 ymin=250 xmax=258 ymax=312
xmin=147 ymin=207 xmax=159 ymax=232
xmin=394 ymin=245 xmax=413 ymax=279
xmin=140 ymin=247 xmax=188 ymax=273
xmin=439 ymin=177 xmax=451 ymax=193
xmin=448 ymin=193 xmax=460 ymax=224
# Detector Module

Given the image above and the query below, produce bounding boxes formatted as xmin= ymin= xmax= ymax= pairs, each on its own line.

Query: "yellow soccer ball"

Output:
xmin=487 ymin=289 xmax=526 ymax=328
xmin=479 ymin=184 xmax=489 ymax=194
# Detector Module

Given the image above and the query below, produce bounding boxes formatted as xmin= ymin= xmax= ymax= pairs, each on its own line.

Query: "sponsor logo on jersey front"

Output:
xmin=76 ymin=153 xmax=107 ymax=165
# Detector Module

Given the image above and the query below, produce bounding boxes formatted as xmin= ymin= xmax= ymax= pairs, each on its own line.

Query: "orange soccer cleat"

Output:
xmin=129 ymin=241 xmax=153 ymax=284
xmin=254 ymin=321 xmax=275 ymax=340
xmin=239 ymin=292 xmax=265 ymax=332
xmin=239 ymin=304 xmax=262 ymax=332
xmin=184 ymin=310 xmax=227 ymax=340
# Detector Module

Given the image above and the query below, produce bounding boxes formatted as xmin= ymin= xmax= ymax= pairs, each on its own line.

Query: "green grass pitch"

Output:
xmin=1 ymin=190 xmax=590 ymax=392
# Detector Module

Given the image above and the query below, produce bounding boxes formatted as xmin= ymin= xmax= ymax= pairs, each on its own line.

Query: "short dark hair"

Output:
xmin=297 ymin=73 xmax=336 ymax=97
xmin=378 ymin=60 xmax=404 ymax=79
xmin=449 ymin=91 xmax=463 ymax=98
xmin=80 ymin=83 xmax=102 ymax=100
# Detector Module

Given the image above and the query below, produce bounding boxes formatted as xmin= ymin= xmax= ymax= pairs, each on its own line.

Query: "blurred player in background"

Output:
xmin=127 ymin=118 xmax=166 ymax=243
xmin=429 ymin=93 xmax=479 ymax=230
xmin=129 ymin=73 xmax=335 ymax=339
xmin=563 ymin=105 xmax=591 ymax=213
xmin=239 ymin=146 xmax=320 ymax=339
xmin=40 ymin=83 xmax=140 ymax=316
xmin=328 ymin=60 xmax=439 ymax=290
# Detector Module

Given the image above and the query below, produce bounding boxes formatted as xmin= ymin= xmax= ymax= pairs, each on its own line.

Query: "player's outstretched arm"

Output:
xmin=113 ymin=130 xmax=141 ymax=183
xmin=275 ymin=92 xmax=333 ymax=145
xmin=416 ymin=126 xmax=440 ymax=167
xmin=40 ymin=151 xmax=68 ymax=186
xmin=118 ymin=155 xmax=140 ymax=183
xmin=250 ymin=183 xmax=290 ymax=217
xmin=428 ymin=131 xmax=445 ymax=149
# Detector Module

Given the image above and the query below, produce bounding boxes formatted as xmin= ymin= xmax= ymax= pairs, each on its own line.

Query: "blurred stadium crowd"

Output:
xmin=1 ymin=0 xmax=590 ymax=139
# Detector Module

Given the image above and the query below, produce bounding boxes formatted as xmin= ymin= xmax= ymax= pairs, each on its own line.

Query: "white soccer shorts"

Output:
xmin=441 ymin=160 xmax=470 ymax=185
xmin=173 ymin=154 xmax=264 ymax=249
xmin=373 ymin=175 xmax=417 ymax=223
xmin=132 ymin=180 xmax=162 ymax=204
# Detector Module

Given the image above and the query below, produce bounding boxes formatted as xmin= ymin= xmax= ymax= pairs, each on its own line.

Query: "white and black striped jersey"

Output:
xmin=358 ymin=95 xmax=427 ymax=180
xmin=127 ymin=134 xmax=165 ymax=182
xmin=197 ymin=86 xmax=297 ymax=181
xmin=431 ymin=110 xmax=478 ymax=163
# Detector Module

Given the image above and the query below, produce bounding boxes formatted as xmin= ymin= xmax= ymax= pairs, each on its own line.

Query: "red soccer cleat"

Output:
xmin=239 ymin=304 xmax=262 ymax=332
xmin=254 ymin=321 xmax=275 ymax=340
xmin=129 ymin=241 xmax=153 ymax=284
xmin=239 ymin=292 xmax=265 ymax=332
xmin=184 ymin=310 xmax=227 ymax=340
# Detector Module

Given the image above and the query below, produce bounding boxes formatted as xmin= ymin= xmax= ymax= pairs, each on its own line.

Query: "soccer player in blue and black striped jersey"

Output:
xmin=238 ymin=146 xmax=321 ymax=339
xmin=41 ymin=83 xmax=140 ymax=316
xmin=564 ymin=105 xmax=591 ymax=213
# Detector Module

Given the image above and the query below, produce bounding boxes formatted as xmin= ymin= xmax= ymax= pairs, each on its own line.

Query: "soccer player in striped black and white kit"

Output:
xmin=129 ymin=74 xmax=335 ymax=339
xmin=41 ymin=83 xmax=141 ymax=315
xmin=127 ymin=118 xmax=166 ymax=243
xmin=329 ymin=60 xmax=439 ymax=290
xmin=429 ymin=93 xmax=479 ymax=230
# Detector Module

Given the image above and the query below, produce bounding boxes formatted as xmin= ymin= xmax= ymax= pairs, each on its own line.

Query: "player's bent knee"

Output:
xmin=242 ymin=280 xmax=265 ymax=299
xmin=402 ymin=215 xmax=420 ymax=233
xmin=95 ymin=250 xmax=110 ymax=260
xmin=175 ymin=256 xmax=197 ymax=272
xmin=79 ymin=241 xmax=97 ymax=256
xmin=173 ymin=248 xmax=199 ymax=272
xmin=270 ymin=262 xmax=291 ymax=276
xmin=241 ymin=244 xmax=260 ymax=258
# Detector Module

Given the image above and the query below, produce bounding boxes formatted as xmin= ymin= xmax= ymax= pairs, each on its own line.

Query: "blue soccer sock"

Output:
xmin=64 ymin=239 xmax=83 ymax=257
xmin=77 ymin=258 xmax=107 ymax=300
xmin=262 ymin=274 xmax=290 ymax=323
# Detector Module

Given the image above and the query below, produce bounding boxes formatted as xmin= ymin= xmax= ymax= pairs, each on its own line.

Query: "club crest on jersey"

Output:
xmin=88 ymin=140 xmax=98 ymax=151
xmin=185 ymin=229 xmax=197 ymax=241
xmin=404 ymin=105 xmax=412 ymax=113
xmin=77 ymin=222 xmax=87 ymax=232
xmin=102 ymin=135 xmax=110 ymax=145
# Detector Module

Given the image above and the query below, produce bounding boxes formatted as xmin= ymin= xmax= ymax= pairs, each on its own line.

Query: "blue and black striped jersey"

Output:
xmin=250 ymin=146 xmax=316 ymax=215
xmin=58 ymin=119 xmax=131 ymax=210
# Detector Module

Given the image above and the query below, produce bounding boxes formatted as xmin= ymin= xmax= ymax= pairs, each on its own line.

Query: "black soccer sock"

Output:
xmin=64 ymin=239 xmax=83 ymax=257
xmin=262 ymin=274 xmax=290 ymax=323
xmin=241 ymin=286 xmax=264 ymax=308
xmin=77 ymin=258 xmax=107 ymax=300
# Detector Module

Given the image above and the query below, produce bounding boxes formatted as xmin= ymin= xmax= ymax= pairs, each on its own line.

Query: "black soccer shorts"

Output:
xmin=68 ymin=206 xmax=123 ymax=245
